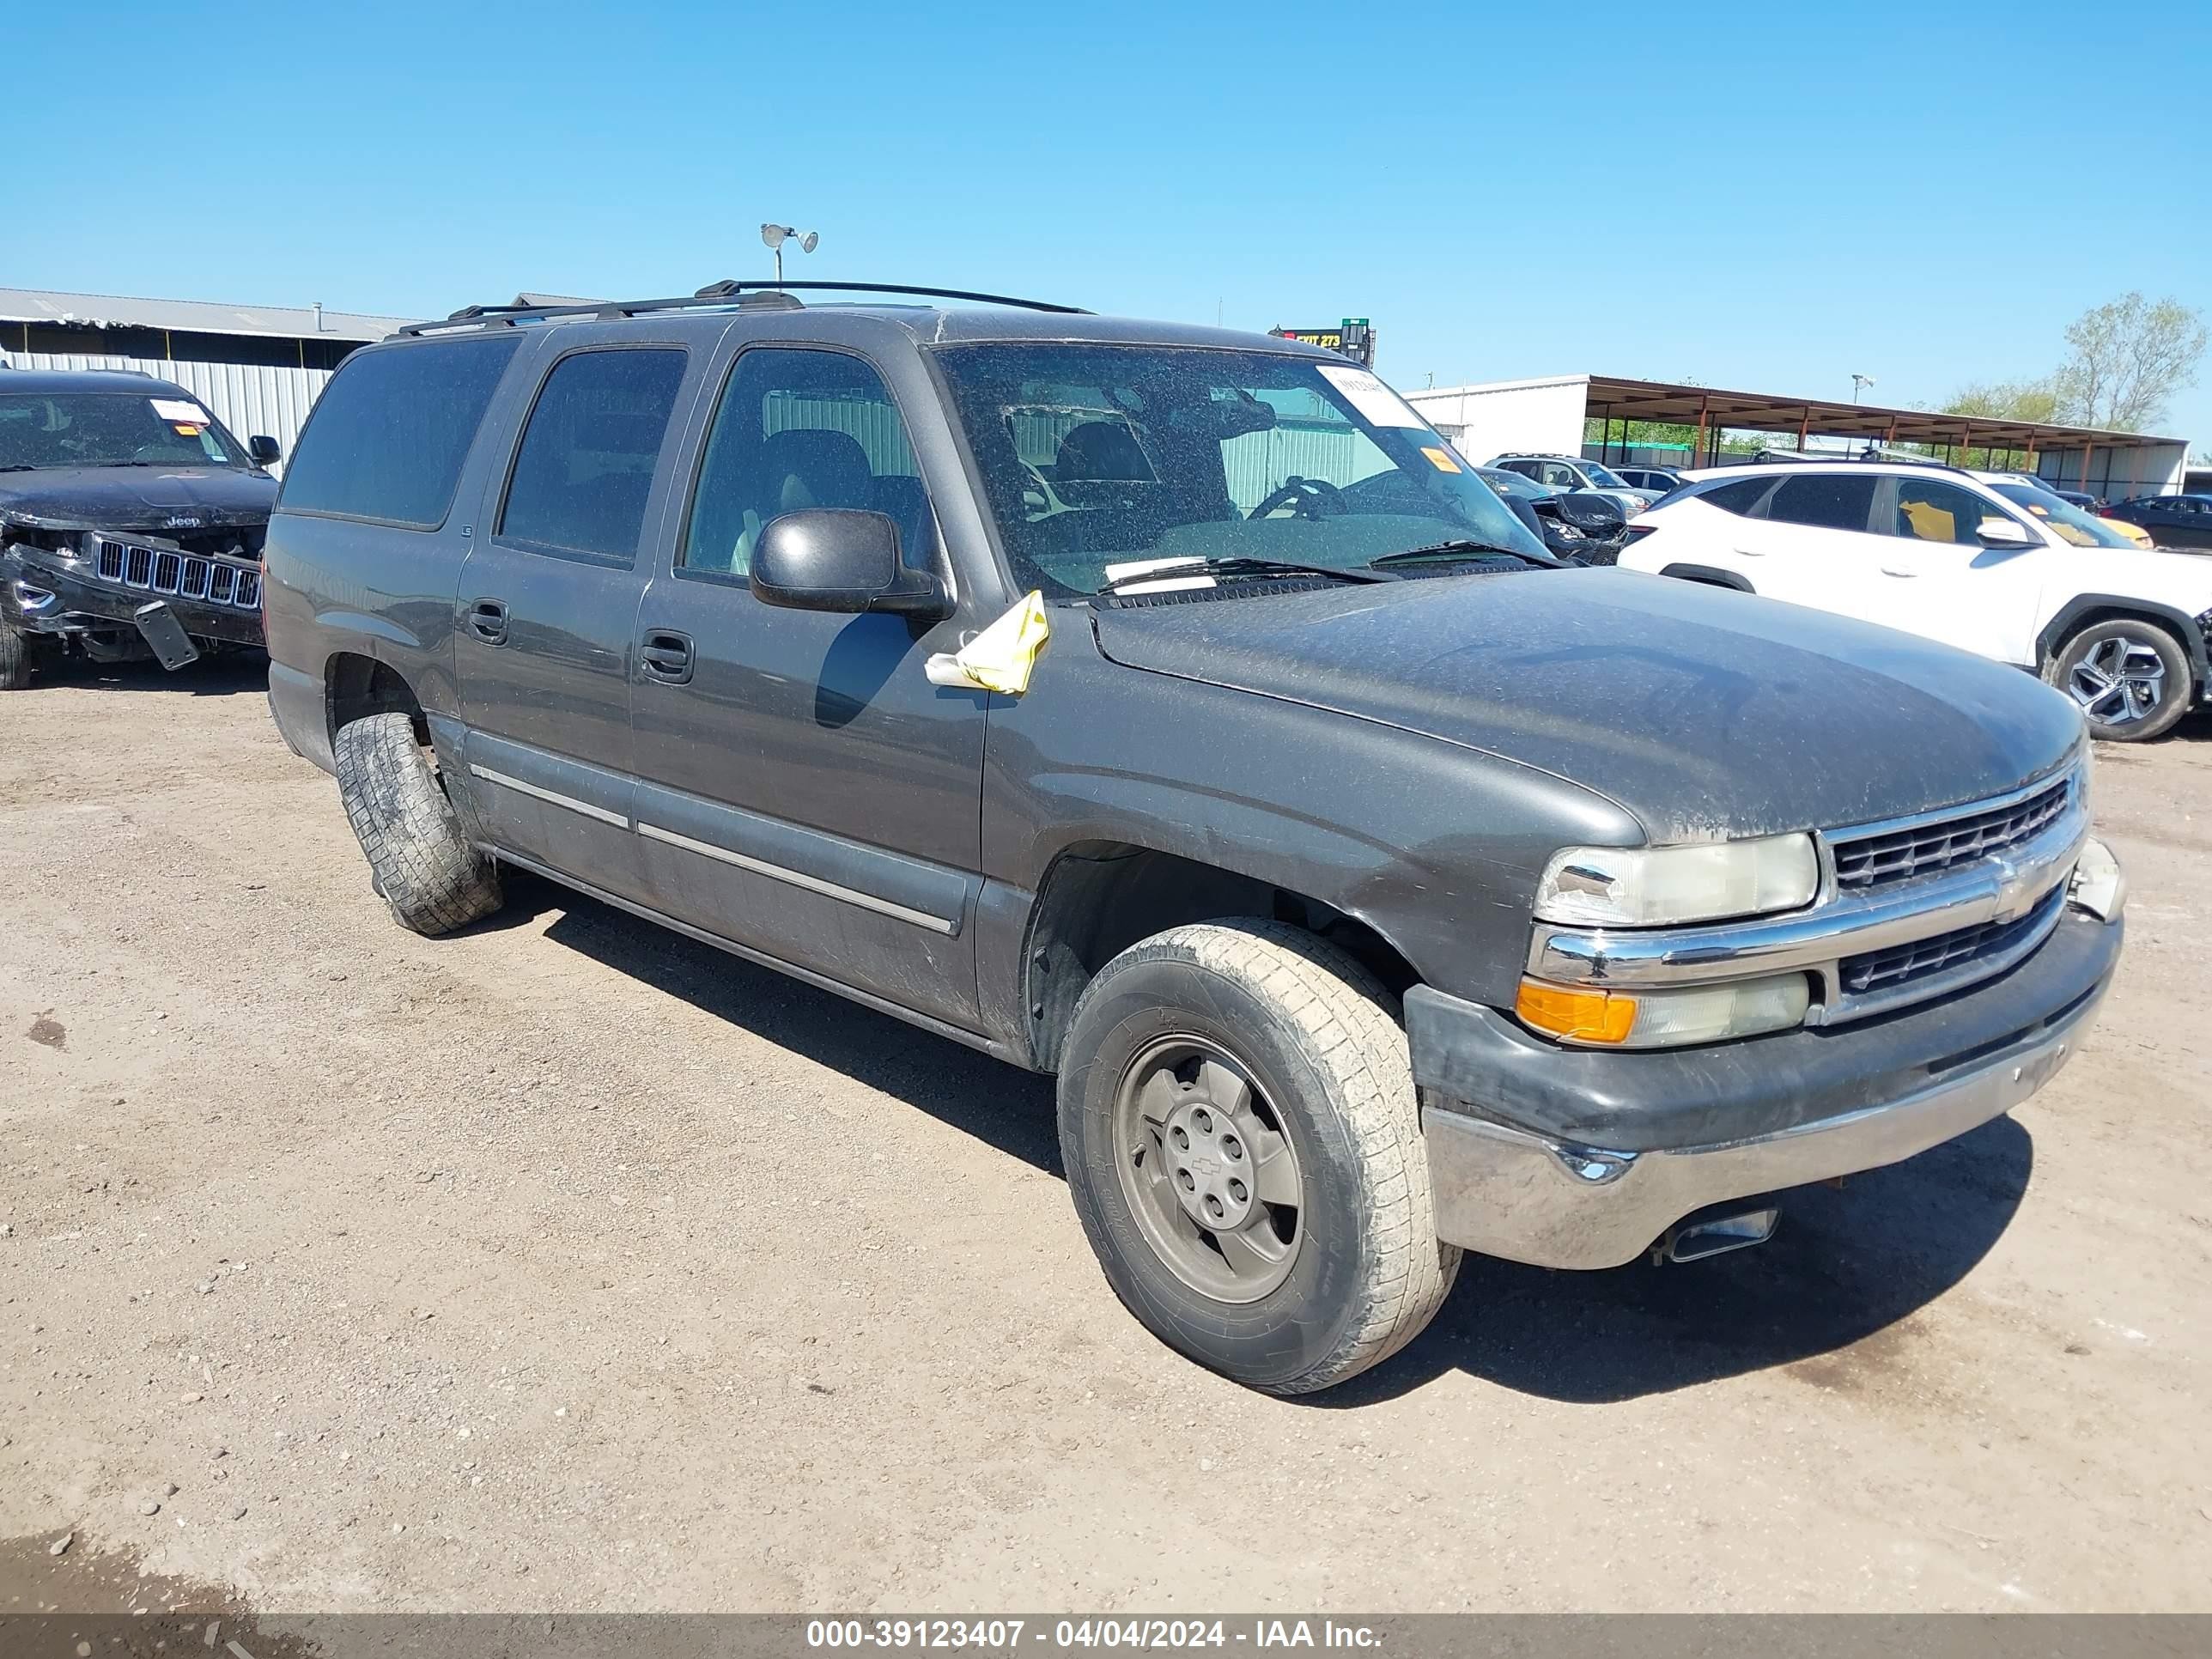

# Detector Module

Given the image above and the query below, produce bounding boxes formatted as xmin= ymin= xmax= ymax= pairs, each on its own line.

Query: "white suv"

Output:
xmin=1620 ymin=461 xmax=2212 ymax=740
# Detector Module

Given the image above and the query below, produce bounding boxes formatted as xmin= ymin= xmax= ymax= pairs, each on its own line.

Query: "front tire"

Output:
xmin=333 ymin=711 xmax=503 ymax=935
xmin=1057 ymin=920 xmax=1459 ymax=1395
xmin=2048 ymin=619 xmax=2193 ymax=742
xmin=0 ymin=622 xmax=31 ymax=690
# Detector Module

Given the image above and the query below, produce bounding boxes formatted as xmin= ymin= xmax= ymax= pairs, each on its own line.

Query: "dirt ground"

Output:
xmin=3 ymin=655 xmax=2209 ymax=1616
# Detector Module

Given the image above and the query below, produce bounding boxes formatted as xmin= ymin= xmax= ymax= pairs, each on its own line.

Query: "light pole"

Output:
xmin=761 ymin=223 xmax=819 ymax=288
xmin=1851 ymin=373 xmax=1875 ymax=404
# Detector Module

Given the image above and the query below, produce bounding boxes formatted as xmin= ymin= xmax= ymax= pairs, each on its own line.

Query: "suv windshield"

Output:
xmin=1580 ymin=462 xmax=1633 ymax=489
xmin=930 ymin=343 xmax=1548 ymax=595
xmin=1990 ymin=482 xmax=2137 ymax=550
xmin=0 ymin=392 xmax=252 ymax=471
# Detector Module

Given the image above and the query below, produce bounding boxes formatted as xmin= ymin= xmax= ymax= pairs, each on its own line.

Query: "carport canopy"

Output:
xmin=1582 ymin=373 xmax=2184 ymax=492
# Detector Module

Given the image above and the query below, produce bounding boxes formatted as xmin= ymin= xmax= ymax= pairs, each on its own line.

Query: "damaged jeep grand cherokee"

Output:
xmin=1 ymin=369 xmax=280 ymax=689
xmin=263 ymin=285 xmax=2127 ymax=1395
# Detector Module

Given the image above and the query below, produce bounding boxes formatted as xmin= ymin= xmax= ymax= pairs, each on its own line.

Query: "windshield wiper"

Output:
xmin=1368 ymin=538 xmax=1554 ymax=569
xmin=1098 ymin=556 xmax=1389 ymax=592
xmin=0 ymin=464 xmax=47 ymax=472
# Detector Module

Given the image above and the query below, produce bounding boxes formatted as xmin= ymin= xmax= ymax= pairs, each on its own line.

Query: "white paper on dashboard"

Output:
xmin=1316 ymin=364 xmax=1428 ymax=429
xmin=149 ymin=398 xmax=210 ymax=424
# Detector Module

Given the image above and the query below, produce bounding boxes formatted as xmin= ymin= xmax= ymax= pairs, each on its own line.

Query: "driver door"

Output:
xmin=1863 ymin=476 xmax=2042 ymax=665
xmin=626 ymin=340 xmax=988 ymax=1029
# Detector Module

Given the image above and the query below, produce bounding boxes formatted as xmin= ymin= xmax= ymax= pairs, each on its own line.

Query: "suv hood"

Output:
xmin=2050 ymin=542 xmax=2212 ymax=612
xmin=0 ymin=465 xmax=277 ymax=533
xmin=1089 ymin=568 xmax=2085 ymax=842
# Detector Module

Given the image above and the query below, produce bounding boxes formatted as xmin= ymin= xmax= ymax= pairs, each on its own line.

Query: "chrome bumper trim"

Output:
xmin=1528 ymin=799 xmax=2090 ymax=1023
xmin=1424 ymin=951 xmax=2111 ymax=1271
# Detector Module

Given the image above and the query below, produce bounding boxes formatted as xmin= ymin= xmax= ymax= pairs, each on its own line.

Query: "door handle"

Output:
xmin=640 ymin=629 xmax=694 ymax=685
xmin=467 ymin=598 xmax=508 ymax=644
xmin=1880 ymin=565 xmax=1919 ymax=577
xmin=1732 ymin=547 xmax=1765 ymax=557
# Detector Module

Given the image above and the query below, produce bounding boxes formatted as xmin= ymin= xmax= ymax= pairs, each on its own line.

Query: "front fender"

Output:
xmin=977 ymin=649 xmax=1640 ymax=1051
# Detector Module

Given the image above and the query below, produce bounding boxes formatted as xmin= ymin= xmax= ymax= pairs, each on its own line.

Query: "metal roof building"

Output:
xmin=1410 ymin=373 xmax=2192 ymax=502
xmin=0 ymin=287 xmax=416 ymax=463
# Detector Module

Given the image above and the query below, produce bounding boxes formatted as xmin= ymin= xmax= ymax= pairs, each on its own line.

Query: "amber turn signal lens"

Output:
xmin=1515 ymin=980 xmax=1637 ymax=1045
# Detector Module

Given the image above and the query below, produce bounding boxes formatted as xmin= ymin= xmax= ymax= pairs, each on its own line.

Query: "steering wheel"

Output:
xmin=1248 ymin=476 xmax=1346 ymax=521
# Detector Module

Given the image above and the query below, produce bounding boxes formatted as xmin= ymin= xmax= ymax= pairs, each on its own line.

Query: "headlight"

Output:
xmin=1516 ymin=972 xmax=1810 ymax=1048
xmin=1534 ymin=835 xmax=1819 ymax=927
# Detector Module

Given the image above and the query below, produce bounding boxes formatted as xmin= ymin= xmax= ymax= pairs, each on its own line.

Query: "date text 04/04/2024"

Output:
xmin=805 ymin=1620 xmax=1382 ymax=1649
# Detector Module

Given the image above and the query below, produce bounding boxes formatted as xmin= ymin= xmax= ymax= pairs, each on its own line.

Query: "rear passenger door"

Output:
xmin=1741 ymin=471 xmax=1885 ymax=614
xmin=627 ymin=342 xmax=988 ymax=1029
xmin=453 ymin=333 xmax=698 ymax=902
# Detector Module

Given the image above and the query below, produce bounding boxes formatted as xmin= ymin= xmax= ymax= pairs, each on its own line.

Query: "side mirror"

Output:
xmin=1553 ymin=490 xmax=1627 ymax=536
xmin=750 ymin=508 xmax=951 ymax=619
xmin=1976 ymin=516 xmax=2035 ymax=549
xmin=248 ymin=434 xmax=282 ymax=466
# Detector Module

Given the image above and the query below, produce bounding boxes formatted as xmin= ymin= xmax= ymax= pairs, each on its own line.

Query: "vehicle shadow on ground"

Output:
xmin=508 ymin=872 xmax=1062 ymax=1171
xmin=502 ymin=874 xmax=2033 ymax=1407
xmin=27 ymin=654 xmax=267 ymax=697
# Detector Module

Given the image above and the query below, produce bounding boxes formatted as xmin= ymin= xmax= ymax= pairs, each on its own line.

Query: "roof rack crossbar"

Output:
xmin=400 ymin=280 xmax=1088 ymax=336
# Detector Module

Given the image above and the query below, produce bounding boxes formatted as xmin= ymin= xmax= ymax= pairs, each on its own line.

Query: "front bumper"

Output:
xmin=3 ymin=540 xmax=264 ymax=649
xmin=1410 ymin=899 xmax=2122 ymax=1270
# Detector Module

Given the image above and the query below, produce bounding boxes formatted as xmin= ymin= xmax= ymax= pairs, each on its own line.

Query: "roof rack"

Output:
xmin=1747 ymin=445 xmax=1972 ymax=475
xmin=398 ymin=280 xmax=1090 ymax=337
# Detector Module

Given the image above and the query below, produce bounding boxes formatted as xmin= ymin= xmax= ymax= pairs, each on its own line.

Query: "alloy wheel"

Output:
xmin=2067 ymin=634 xmax=2166 ymax=727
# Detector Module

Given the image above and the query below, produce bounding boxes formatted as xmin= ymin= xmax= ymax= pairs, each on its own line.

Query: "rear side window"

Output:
xmin=1767 ymin=474 xmax=1877 ymax=532
xmin=499 ymin=348 xmax=688 ymax=560
xmin=1698 ymin=477 xmax=1773 ymax=516
xmin=279 ymin=335 xmax=520 ymax=528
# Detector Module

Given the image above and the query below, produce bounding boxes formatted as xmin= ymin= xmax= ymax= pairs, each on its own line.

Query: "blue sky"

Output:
xmin=14 ymin=2 xmax=2212 ymax=441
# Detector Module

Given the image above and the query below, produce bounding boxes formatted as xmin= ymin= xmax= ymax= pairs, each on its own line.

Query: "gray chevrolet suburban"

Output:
xmin=262 ymin=283 xmax=2126 ymax=1395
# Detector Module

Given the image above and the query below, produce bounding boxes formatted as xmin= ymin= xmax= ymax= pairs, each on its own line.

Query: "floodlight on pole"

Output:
xmin=762 ymin=223 xmax=820 ymax=287
xmin=1851 ymin=373 xmax=1875 ymax=403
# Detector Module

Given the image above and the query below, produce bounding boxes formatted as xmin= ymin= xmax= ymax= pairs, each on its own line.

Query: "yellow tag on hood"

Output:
xmin=925 ymin=591 xmax=1050 ymax=696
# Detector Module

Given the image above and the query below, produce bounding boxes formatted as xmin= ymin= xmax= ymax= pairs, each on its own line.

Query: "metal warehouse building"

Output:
xmin=0 ymin=288 xmax=411 ymax=462
xmin=1409 ymin=373 xmax=2193 ymax=501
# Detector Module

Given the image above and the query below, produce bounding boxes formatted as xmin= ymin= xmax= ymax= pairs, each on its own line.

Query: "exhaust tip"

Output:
xmin=1658 ymin=1206 xmax=1780 ymax=1264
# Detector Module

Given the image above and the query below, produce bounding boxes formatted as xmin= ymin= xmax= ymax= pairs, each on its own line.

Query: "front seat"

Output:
xmin=732 ymin=428 xmax=876 ymax=573
xmin=1053 ymin=420 xmax=1152 ymax=482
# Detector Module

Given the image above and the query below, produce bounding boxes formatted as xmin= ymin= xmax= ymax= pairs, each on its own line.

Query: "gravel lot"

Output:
xmin=3 ymin=658 xmax=2209 ymax=1614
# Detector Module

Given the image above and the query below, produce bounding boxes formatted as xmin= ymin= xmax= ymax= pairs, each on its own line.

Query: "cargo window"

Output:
xmin=1697 ymin=477 xmax=1774 ymax=517
xmin=277 ymin=335 xmax=520 ymax=528
xmin=498 ymin=348 xmax=687 ymax=562
xmin=1766 ymin=474 xmax=1878 ymax=532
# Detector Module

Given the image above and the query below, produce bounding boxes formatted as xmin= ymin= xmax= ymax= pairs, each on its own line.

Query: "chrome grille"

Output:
xmin=1829 ymin=775 xmax=2073 ymax=890
xmin=1839 ymin=885 xmax=2065 ymax=996
xmin=92 ymin=539 xmax=262 ymax=611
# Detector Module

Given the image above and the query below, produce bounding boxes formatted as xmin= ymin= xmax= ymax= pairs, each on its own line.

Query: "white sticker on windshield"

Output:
xmin=150 ymin=398 xmax=210 ymax=425
xmin=1316 ymin=364 xmax=1429 ymax=429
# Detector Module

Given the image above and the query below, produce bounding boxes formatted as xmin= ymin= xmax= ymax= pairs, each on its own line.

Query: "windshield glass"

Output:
xmin=1579 ymin=462 xmax=1633 ymax=489
xmin=0 ymin=392 xmax=251 ymax=471
xmin=930 ymin=343 xmax=1549 ymax=596
xmin=1476 ymin=466 xmax=1550 ymax=501
xmin=1991 ymin=482 xmax=2136 ymax=549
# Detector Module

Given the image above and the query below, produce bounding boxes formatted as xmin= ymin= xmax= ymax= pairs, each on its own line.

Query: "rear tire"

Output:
xmin=333 ymin=711 xmax=503 ymax=934
xmin=0 ymin=622 xmax=30 ymax=690
xmin=1057 ymin=919 xmax=1459 ymax=1395
xmin=2047 ymin=619 xmax=2193 ymax=742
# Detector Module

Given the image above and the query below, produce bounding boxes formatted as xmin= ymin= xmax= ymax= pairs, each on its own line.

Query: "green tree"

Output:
xmin=2054 ymin=293 xmax=2207 ymax=431
xmin=1941 ymin=377 xmax=2065 ymax=425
